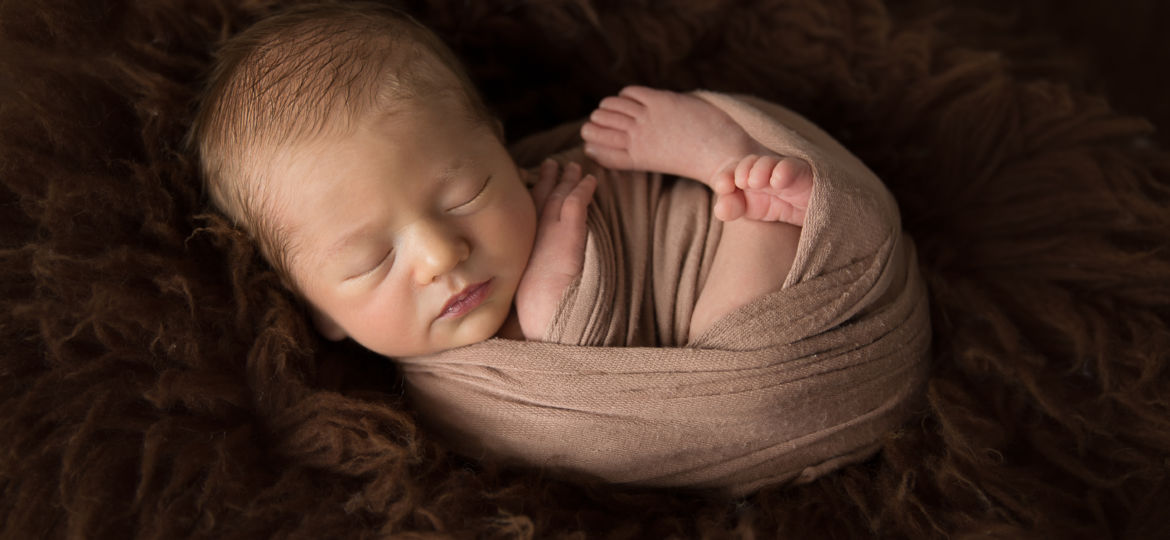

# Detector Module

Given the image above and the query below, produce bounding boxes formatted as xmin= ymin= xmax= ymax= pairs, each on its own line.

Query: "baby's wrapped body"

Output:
xmin=398 ymin=93 xmax=931 ymax=496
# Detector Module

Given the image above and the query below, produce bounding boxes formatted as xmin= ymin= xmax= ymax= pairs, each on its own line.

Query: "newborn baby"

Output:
xmin=190 ymin=2 xmax=810 ymax=356
xmin=191 ymin=1 xmax=929 ymax=495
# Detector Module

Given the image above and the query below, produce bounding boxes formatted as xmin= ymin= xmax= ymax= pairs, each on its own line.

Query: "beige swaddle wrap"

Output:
xmin=397 ymin=92 xmax=931 ymax=496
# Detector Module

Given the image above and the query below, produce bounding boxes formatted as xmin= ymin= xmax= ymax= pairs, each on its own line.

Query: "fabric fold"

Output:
xmin=397 ymin=92 xmax=931 ymax=496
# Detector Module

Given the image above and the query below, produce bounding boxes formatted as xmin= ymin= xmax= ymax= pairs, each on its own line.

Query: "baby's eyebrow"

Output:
xmin=315 ymin=222 xmax=383 ymax=266
xmin=436 ymin=157 xmax=473 ymax=184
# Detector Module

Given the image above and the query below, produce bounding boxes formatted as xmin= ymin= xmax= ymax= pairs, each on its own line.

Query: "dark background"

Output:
xmin=1 ymin=0 xmax=1167 ymax=537
xmin=912 ymin=0 xmax=1169 ymax=146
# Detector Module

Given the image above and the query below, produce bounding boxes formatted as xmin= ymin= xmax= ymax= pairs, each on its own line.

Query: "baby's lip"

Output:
xmin=438 ymin=279 xmax=492 ymax=320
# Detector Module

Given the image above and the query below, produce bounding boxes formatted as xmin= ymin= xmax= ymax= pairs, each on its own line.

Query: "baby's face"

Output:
xmin=265 ymin=97 xmax=536 ymax=357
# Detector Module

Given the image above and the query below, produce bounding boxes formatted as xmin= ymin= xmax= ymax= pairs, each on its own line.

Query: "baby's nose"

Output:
xmin=412 ymin=220 xmax=470 ymax=284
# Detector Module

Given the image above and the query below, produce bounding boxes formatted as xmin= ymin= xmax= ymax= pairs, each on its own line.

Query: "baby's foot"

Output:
xmin=710 ymin=154 xmax=812 ymax=225
xmin=581 ymin=86 xmax=812 ymax=226
xmin=581 ymin=85 xmax=766 ymax=185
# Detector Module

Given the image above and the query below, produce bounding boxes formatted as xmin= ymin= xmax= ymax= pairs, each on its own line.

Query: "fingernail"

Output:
xmin=584 ymin=144 xmax=596 ymax=156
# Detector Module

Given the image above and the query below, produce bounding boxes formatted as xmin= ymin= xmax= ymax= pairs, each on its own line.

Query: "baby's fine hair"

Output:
xmin=188 ymin=1 xmax=493 ymax=288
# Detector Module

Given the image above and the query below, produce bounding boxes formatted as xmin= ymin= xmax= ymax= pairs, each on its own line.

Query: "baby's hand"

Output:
xmin=514 ymin=160 xmax=598 ymax=340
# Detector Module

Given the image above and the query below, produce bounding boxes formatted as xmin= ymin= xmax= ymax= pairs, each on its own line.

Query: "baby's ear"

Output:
xmin=310 ymin=307 xmax=347 ymax=341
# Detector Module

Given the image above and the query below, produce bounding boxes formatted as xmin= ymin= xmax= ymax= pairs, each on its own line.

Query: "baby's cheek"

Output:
xmin=497 ymin=186 xmax=537 ymax=261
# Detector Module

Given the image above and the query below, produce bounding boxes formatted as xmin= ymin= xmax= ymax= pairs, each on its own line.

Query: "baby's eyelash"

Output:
xmin=451 ymin=175 xmax=491 ymax=210
xmin=370 ymin=250 xmax=393 ymax=272
xmin=347 ymin=250 xmax=392 ymax=281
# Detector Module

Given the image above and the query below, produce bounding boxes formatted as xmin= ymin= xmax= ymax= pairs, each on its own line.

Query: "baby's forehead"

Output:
xmin=242 ymin=82 xmax=495 ymax=197
xmin=243 ymin=113 xmax=455 ymax=201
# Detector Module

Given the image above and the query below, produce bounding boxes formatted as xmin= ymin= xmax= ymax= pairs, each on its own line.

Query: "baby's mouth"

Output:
xmin=438 ymin=279 xmax=493 ymax=320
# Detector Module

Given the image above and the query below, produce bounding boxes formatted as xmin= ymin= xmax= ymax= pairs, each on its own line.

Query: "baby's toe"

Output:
xmin=710 ymin=167 xmax=737 ymax=194
xmin=600 ymin=95 xmax=646 ymax=118
xmin=714 ymin=191 xmax=747 ymax=221
xmin=584 ymin=144 xmax=634 ymax=171
xmin=590 ymin=108 xmax=635 ymax=130
xmin=617 ymin=85 xmax=664 ymax=104
xmin=747 ymin=156 xmax=779 ymax=189
xmin=732 ymin=155 xmax=756 ymax=190
xmin=771 ymin=157 xmax=811 ymax=190
xmin=580 ymin=122 xmax=630 ymax=149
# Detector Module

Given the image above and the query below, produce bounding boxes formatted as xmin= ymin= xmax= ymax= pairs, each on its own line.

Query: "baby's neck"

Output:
xmin=495 ymin=304 xmax=526 ymax=340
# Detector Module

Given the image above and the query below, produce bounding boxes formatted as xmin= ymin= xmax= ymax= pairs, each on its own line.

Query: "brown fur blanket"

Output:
xmin=2 ymin=0 xmax=1169 ymax=537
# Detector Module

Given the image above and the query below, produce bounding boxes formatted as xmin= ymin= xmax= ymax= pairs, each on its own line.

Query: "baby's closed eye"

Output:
xmin=346 ymin=249 xmax=394 ymax=281
xmin=448 ymin=175 xmax=491 ymax=212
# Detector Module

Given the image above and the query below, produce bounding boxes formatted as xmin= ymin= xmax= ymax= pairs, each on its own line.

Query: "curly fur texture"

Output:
xmin=2 ymin=0 xmax=1168 ymax=537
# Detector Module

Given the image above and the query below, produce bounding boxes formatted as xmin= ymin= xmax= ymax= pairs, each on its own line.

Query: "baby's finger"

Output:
xmin=559 ymin=174 xmax=597 ymax=226
xmin=558 ymin=161 xmax=583 ymax=187
xmin=541 ymin=162 xmax=583 ymax=222
xmin=531 ymin=158 xmax=559 ymax=210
